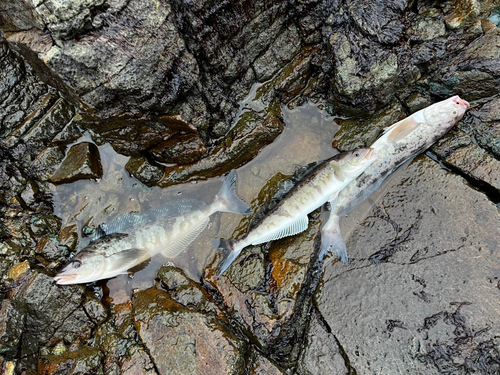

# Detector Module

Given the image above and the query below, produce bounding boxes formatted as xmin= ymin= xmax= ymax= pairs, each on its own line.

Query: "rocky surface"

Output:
xmin=1 ymin=0 xmax=500 ymax=374
xmin=316 ymin=156 xmax=500 ymax=374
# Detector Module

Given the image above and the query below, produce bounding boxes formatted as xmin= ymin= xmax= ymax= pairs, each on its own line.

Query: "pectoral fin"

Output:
xmin=320 ymin=214 xmax=348 ymax=263
xmin=106 ymin=248 xmax=151 ymax=273
xmin=252 ymin=216 xmax=309 ymax=245
xmin=385 ymin=117 xmax=420 ymax=144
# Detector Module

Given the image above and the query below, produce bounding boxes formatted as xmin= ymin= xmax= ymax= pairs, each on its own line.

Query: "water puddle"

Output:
xmin=50 ymin=99 xmax=340 ymax=302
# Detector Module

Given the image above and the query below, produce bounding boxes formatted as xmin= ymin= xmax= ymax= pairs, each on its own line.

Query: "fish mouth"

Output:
xmin=54 ymin=273 xmax=77 ymax=285
xmin=452 ymin=96 xmax=470 ymax=109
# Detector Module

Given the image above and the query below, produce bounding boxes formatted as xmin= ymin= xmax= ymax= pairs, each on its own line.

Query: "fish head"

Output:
xmin=424 ymin=95 xmax=470 ymax=130
xmin=336 ymin=148 xmax=378 ymax=180
xmin=54 ymin=247 xmax=109 ymax=285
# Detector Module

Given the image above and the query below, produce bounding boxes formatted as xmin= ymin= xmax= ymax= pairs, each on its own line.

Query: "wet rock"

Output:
xmin=158 ymin=106 xmax=284 ymax=187
xmin=93 ymin=299 xmax=154 ymax=375
xmin=156 ymin=266 xmax=221 ymax=316
xmin=431 ymin=97 xmax=500 ymax=197
xmin=316 ymin=156 xmax=500 ymax=373
xmin=333 ymin=101 xmax=407 ymax=152
xmin=247 ymin=347 xmax=286 ymax=375
xmin=133 ymin=287 xmax=246 ymax=375
xmin=31 ymin=145 xmax=67 ymax=182
xmin=296 ymin=311 xmax=350 ymax=375
xmin=430 ymin=22 xmax=500 ymax=101
xmin=50 ymin=142 xmax=103 ymax=184
xmin=408 ymin=15 xmax=447 ymax=42
xmin=5 ymin=272 xmax=99 ymax=372
xmin=444 ymin=0 xmax=481 ymax=30
xmin=253 ymin=24 xmax=302 ymax=82
xmin=41 ymin=0 xmax=199 ymax=117
xmin=0 ymin=1 xmax=45 ymax=31
xmin=346 ymin=0 xmax=407 ymax=45
xmin=148 ymin=134 xmax=207 ymax=165
xmin=35 ymin=235 xmax=67 ymax=264
xmin=125 ymin=156 xmax=164 ymax=187
xmin=38 ymin=346 xmax=104 ymax=375
xmin=0 ymin=299 xmax=25 ymax=358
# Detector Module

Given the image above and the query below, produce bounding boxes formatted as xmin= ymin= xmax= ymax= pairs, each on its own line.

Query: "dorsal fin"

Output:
xmin=384 ymin=116 xmax=420 ymax=144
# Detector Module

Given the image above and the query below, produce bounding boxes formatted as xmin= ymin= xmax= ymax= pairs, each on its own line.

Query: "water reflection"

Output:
xmin=51 ymin=101 xmax=340 ymax=301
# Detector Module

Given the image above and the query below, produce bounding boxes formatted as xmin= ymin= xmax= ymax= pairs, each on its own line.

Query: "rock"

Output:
xmin=247 ymin=348 xmax=286 ymax=375
xmin=133 ymin=287 xmax=246 ymax=375
xmin=158 ymin=106 xmax=284 ymax=187
xmin=50 ymin=142 xmax=103 ymax=184
xmin=296 ymin=311 xmax=350 ymax=375
xmin=0 ymin=299 xmax=25 ymax=358
xmin=5 ymin=272 xmax=98 ymax=372
xmin=333 ymin=101 xmax=407 ymax=152
xmin=431 ymin=97 xmax=500 ymax=197
xmin=31 ymin=145 xmax=67 ymax=182
xmin=316 ymin=156 xmax=500 ymax=374
xmin=156 ymin=266 xmax=221 ymax=317
xmin=38 ymin=346 xmax=104 ymax=375
xmin=148 ymin=134 xmax=207 ymax=165
xmin=430 ymin=22 xmax=500 ymax=101
xmin=444 ymin=0 xmax=481 ymax=30
xmin=253 ymin=24 xmax=302 ymax=82
xmin=125 ymin=156 xmax=164 ymax=187
xmin=408 ymin=15 xmax=447 ymax=42
xmin=41 ymin=0 xmax=199 ymax=117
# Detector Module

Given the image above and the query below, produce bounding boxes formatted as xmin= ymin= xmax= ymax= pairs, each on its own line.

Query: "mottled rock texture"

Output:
xmin=1 ymin=0 xmax=500 ymax=374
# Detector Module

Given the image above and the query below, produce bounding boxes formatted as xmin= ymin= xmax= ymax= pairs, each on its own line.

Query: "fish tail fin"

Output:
xmin=215 ymin=239 xmax=239 ymax=277
xmin=320 ymin=215 xmax=349 ymax=263
xmin=215 ymin=170 xmax=252 ymax=215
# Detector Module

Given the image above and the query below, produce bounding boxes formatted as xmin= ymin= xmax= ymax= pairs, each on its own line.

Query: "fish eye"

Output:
xmin=354 ymin=152 xmax=360 ymax=157
xmin=73 ymin=260 xmax=82 ymax=269
xmin=450 ymin=110 xmax=458 ymax=117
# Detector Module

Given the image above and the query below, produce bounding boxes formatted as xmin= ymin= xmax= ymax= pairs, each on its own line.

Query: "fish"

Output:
xmin=54 ymin=170 xmax=251 ymax=285
xmin=320 ymin=95 xmax=470 ymax=262
xmin=215 ymin=148 xmax=379 ymax=277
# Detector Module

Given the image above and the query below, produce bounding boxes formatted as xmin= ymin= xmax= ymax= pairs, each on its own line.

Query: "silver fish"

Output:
xmin=54 ymin=170 xmax=251 ymax=285
xmin=216 ymin=148 xmax=378 ymax=276
xmin=321 ymin=95 xmax=470 ymax=261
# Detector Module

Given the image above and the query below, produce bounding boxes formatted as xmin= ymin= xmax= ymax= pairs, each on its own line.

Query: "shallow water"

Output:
xmin=50 ymin=99 xmax=340 ymax=301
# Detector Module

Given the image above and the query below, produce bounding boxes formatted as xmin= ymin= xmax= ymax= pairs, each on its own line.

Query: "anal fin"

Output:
xmin=252 ymin=215 xmax=309 ymax=245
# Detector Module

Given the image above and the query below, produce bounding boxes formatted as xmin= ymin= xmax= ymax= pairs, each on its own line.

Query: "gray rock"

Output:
xmin=316 ymin=156 xmax=500 ymax=374
xmin=297 ymin=311 xmax=350 ymax=375
xmin=430 ymin=22 xmax=500 ymax=101
xmin=133 ymin=287 xmax=247 ymax=375
xmin=0 ymin=299 xmax=25 ymax=358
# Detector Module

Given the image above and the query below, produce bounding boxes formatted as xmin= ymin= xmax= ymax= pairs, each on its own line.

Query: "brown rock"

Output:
xmin=50 ymin=142 xmax=103 ymax=184
xmin=149 ymin=134 xmax=207 ymax=164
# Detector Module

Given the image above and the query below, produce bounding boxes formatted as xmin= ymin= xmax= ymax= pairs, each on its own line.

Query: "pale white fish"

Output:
xmin=54 ymin=170 xmax=251 ymax=285
xmin=321 ymin=95 xmax=470 ymax=262
xmin=216 ymin=148 xmax=378 ymax=277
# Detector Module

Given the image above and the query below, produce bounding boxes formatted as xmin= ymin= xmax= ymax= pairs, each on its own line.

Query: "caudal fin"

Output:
xmin=319 ymin=215 xmax=349 ymax=263
xmin=215 ymin=239 xmax=239 ymax=277
xmin=215 ymin=170 xmax=252 ymax=215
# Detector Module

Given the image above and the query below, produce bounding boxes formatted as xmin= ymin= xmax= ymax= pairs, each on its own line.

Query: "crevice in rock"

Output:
xmin=427 ymin=151 xmax=500 ymax=204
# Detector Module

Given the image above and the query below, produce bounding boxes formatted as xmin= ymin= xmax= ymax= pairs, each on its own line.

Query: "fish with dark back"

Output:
xmin=215 ymin=148 xmax=379 ymax=277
